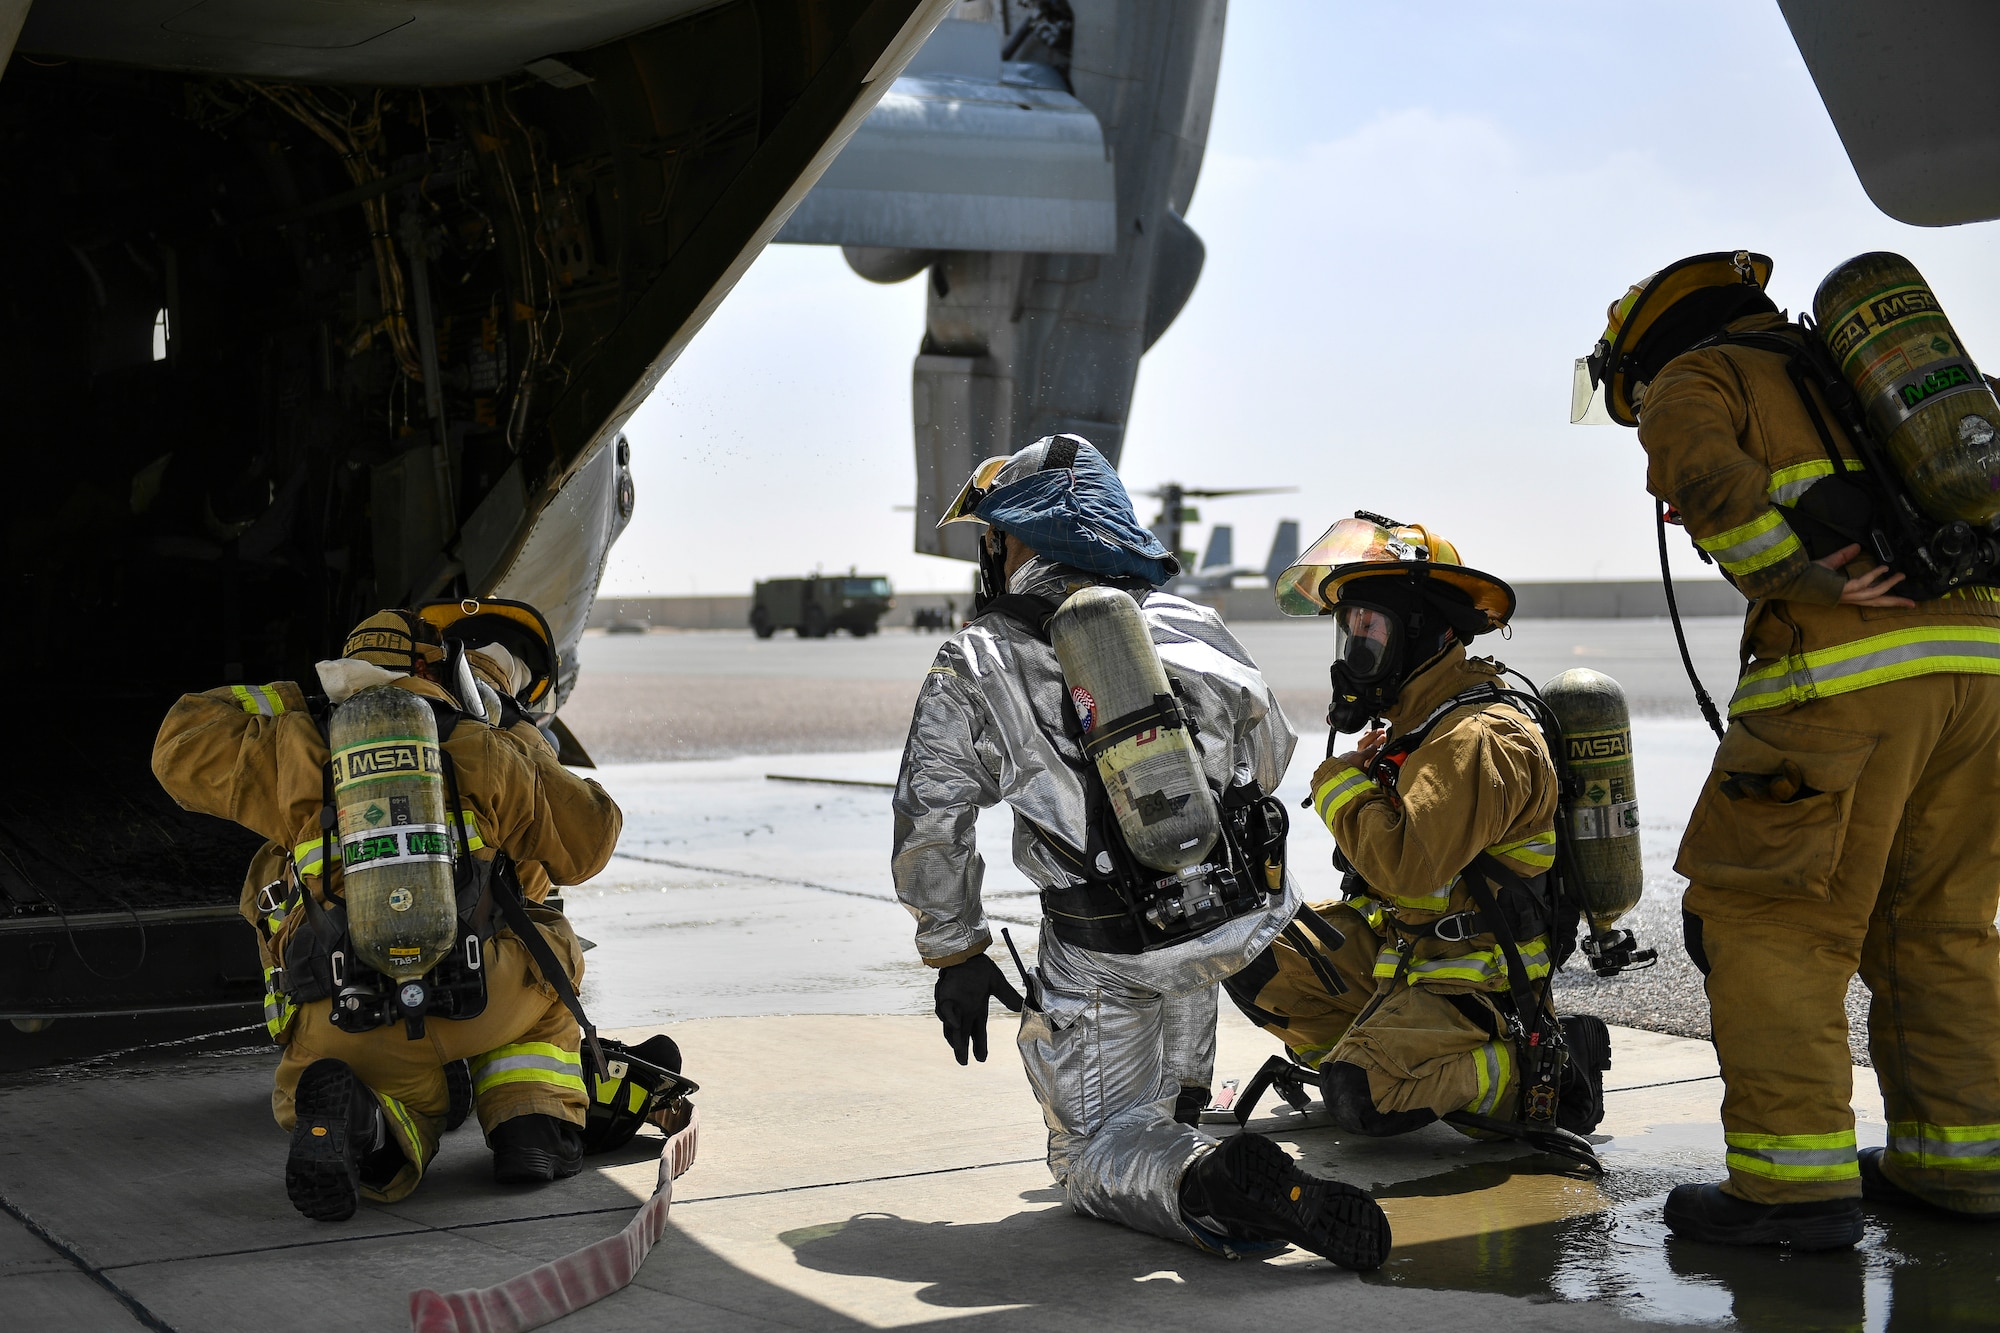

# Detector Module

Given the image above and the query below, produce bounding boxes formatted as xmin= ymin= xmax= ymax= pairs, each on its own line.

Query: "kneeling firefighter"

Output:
xmin=1227 ymin=516 xmax=1635 ymax=1166
xmin=1574 ymin=250 xmax=2000 ymax=1246
xmin=892 ymin=436 xmax=1392 ymax=1269
xmin=154 ymin=610 xmax=673 ymax=1222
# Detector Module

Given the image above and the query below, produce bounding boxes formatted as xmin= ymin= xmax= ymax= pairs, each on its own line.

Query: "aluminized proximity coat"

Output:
xmin=893 ymin=559 xmax=1299 ymax=1245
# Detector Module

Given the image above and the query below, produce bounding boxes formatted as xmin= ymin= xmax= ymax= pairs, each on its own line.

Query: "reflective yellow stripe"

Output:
xmin=261 ymin=967 xmax=296 ymax=1040
xmin=1490 ymin=830 xmax=1556 ymax=871
xmin=378 ymin=1092 xmax=429 ymax=1169
xmin=469 ymin=1042 xmax=585 ymax=1096
xmin=1696 ymin=508 xmax=1802 ymax=577
xmin=1313 ymin=766 xmax=1372 ymax=826
xmin=1345 ymin=895 xmax=1387 ymax=934
xmin=1382 ymin=832 xmax=1552 ymax=915
xmin=293 ymin=838 xmax=330 ymax=877
xmin=1767 ymin=457 xmax=1865 ymax=506
xmin=1725 ymin=1129 xmax=1859 ymax=1181
xmin=1386 ymin=883 xmax=1455 ymax=912
xmin=1465 ymin=1040 xmax=1512 ymax=1116
xmin=1373 ymin=936 xmax=1552 ymax=986
xmin=1887 ymin=1121 xmax=2000 ymax=1172
xmin=455 ymin=810 xmax=485 ymax=852
xmin=1730 ymin=626 xmax=2000 ymax=716
xmin=230 ymin=683 xmax=287 ymax=717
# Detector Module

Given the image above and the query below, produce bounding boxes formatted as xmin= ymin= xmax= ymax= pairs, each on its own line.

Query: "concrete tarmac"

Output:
xmin=6 ymin=613 xmax=1987 ymax=1330
xmin=560 ymin=616 xmax=1747 ymax=761
xmin=7 ymin=1007 xmax=1981 ymax=1333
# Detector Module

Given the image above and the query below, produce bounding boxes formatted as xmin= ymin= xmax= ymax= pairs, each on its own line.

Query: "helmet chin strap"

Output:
xmin=974 ymin=527 xmax=1011 ymax=615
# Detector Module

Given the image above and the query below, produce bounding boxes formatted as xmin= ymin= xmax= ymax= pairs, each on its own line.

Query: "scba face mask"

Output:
xmin=1327 ymin=598 xmax=1412 ymax=734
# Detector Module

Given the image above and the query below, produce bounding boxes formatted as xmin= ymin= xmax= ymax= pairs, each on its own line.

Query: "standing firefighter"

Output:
xmin=1583 ymin=250 xmax=2000 ymax=1246
xmin=1228 ymin=516 xmax=1613 ymax=1156
xmin=892 ymin=436 xmax=1391 ymax=1268
xmin=153 ymin=610 xmax=623 ymax=1221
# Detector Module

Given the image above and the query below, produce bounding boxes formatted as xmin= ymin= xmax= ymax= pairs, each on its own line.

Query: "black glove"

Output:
xmin=933 ymin=953 xmax=1024 ymax=1065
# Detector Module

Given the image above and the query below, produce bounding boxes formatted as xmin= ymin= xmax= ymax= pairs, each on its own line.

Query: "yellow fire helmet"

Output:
xmin=1576 ymin=250 xmax=1774 ymax=428
xmin=415 ymin=597 xmax=558 ymax=710
xmin=341 ymin=609 xmax=445 ymax=672
xmin=1273 ymin=513 xmax=1515 ymax=630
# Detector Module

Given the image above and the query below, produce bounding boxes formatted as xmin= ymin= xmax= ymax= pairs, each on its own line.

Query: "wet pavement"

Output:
xmin=6 ymin=1006 xmax=1991 ymax=1332
xmin=13 ymin=612 xmax=1984 ymax=1329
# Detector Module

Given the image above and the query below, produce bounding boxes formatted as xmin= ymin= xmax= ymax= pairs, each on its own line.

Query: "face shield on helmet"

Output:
xmin=1274 ymin=515 xmax=1431 ymax=617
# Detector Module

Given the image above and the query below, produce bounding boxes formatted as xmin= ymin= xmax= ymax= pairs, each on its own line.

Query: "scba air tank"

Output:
xmin=329 ymin=685 xmax=459 ymax=978
xmin=1814 ymin=252 xmax=2000 ymax=528
xmin=1542 ymin=669 xmax=1642 ymax=930
xmin=1048 ymin=586 xmax=1221 ymax=872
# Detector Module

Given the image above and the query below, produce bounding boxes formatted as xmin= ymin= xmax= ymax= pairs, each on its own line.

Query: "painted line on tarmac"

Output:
xmin=1604 ymin=1073 xmax=1720 ymax=1095
xmin=609 ymin=850 xmax=1040 ymax=926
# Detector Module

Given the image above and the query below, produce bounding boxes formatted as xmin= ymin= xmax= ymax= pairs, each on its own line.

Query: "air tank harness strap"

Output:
xmin=1440 ymin=852 xmax=1603 ymax=1177
xmin=1364 ymin=683 xmax=1521 ymax=797
xmin=489 ymin=855 xmax=610 ymax=1083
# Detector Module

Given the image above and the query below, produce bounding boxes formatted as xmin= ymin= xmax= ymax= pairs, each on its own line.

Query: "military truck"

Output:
xmin=750 ymin=574 xmax=894 ymax=638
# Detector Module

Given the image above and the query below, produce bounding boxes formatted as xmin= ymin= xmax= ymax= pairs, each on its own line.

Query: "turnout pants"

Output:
xmin=272 ymin=912 xmax=588 ymax=1203
xmin=1227 ymin=902 xmax=1521 ymax=1124
xmin=1680 ymin=672 xmax=2000 ymax=1212
xmin=1016 ymin=930 xmax=1223 ymax=1249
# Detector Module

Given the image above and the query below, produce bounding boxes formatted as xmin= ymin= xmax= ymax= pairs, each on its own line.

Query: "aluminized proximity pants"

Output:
xmin=1018 ymin=929 xmax=1222 ymax=1247
xmin=1681 ymin=672 xmax=2000 ymax=1211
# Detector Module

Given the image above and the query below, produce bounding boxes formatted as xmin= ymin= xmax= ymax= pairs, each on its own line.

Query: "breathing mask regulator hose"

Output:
xmin=1657 ymin=500 xmax=1726 ymax=741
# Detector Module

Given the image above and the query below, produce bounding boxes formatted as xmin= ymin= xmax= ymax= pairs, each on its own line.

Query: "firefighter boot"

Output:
xmin=1664 ymin=1183 xmax=1862 ymax=1250
xmin=1320 ymin=1060 xmax=1437 ymax=1137
xmin=286 ymin=1059 xmax=403 ymax=1222
xmin=1178 ymin=1131 xmax=1392 ymax=1270
xmin=443 ymin=1059 xmax=473 ymax=1132
xmin=1557 ymin=1015 xmax=1613 ymax=1135
xmin=1859 ymin=1148 xmax=2000 ymax=1219
xmin=491 ymin=1113 xmax=584 ymax=1185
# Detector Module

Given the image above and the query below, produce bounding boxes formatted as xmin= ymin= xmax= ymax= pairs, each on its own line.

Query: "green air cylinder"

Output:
xmin=328 ymin=685 xmax=459 ymax=978
xmin=1543 ymin=668 xmax=1642 ymax=931
xmin=1048 ymin=585 xmax=1221 ymax=872
xmin=1813 ymin=252 xmax=2000 ymax=528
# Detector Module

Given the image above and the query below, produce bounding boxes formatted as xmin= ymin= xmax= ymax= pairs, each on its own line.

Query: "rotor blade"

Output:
xmin=1177 ymin=486 xmax=1300 ymax=499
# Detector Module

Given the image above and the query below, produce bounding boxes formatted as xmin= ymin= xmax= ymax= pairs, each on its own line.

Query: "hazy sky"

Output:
xmin=601 ymin=1 xmax=2000 ymax=597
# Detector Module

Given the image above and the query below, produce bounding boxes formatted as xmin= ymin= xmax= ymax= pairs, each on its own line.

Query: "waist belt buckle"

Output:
xmin=1432 ymin=911 xmax=1481 ymax=944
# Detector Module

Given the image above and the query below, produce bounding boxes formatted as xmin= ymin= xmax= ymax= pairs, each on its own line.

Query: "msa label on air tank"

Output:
xmin=1564 ymin=729 xmax=1629 ymax=763
xmin=340 ymin=823 xmax=454 ymax=869
xmin=331 ymin=738 xmax=443 ymax=789
xmin=1824 ymin=283 xmax=1945 ymax=363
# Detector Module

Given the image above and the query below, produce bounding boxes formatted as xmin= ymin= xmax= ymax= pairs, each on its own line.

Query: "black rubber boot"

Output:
xmin=1320 ymin=1060 xmax=1437 ymax=1137
xmin=1664 ymin=1182 xmax=1862 ymax=1250
xmin=1178 ymin=1132 xmax=1392 ymax=1270
xmin=443 ymin=1059 xmax=473 ymax=1132
xmin=1859 ymin=1147 xmax=2000 ymax=1219
xmin=286 ymin=1059 xmax=383 ymax=1222
xmin=1556 ymin=1015 xmax=1613 ymax=1135
xmin=1174 ymin=1085 xmax=1210 ymax=1127
xmin=490 ymin=1113 xmax=584 ymax=1185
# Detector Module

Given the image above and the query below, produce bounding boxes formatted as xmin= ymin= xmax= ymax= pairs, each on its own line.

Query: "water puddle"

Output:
xmin=1360 ymin=1121 xmax=2000 ymax=1330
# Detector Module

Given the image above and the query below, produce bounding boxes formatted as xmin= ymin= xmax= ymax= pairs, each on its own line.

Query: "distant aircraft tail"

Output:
xmin=1263 ymin=520 xmax=1300 ymax=586
xmin=1200 ymin=525 xmax=1233 ymax=571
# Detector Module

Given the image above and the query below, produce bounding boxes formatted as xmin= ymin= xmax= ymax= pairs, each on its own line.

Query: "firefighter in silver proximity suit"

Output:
xmin=892 ymin=436 xmax=1392 ymax=1269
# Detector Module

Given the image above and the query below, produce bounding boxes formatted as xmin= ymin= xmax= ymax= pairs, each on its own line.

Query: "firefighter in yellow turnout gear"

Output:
xmin=154 ymin=610 xmax=622 ymax=1221
xmin=1592 ymin=251 xmax=2000 ymax=1247
xmin=1228 ymin=517 xmax=1612 ymax=1142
